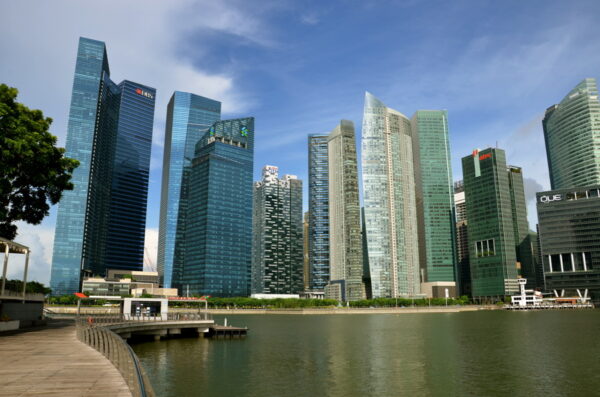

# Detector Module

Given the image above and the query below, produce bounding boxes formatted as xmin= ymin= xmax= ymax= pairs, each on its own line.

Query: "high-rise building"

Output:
xmin=252 ymin=166 xmax=303 ymax=295
xmin=536 ymin=185 xmax=600 ymax=304
xmin=157 ymin=92 xmax=221 ymax=288
xmin=507 ymin=166 xmax=539 ymax=289
xmin=454 ymin=181 xmax=471 ymax=297
xmin=324 ymin=120 xmax=365 ymax=301
xmin=461 ymin=148 xmax=534 ymax=300
xmin=361 ymin=207 xmax=372 ymax=299
xmin=543 ymin=78 xmax=600 ymax=190
xmin=303 ymin=211 xmax=310 ymax=291
xmin=411 ymin=110 xmax=457 ymax=292
xmin=173 ymin=118 xmax=254 ymax=296
xmin=361 ymin=92 xmax=420 ymax=298
xmin=308 ymin=134 xmax=330 ymax=291
xmin=50 ymin=37 xmax=155 ymax=295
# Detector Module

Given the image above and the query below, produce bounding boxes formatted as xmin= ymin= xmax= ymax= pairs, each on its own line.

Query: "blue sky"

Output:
xmin=2 ymin=0 xmax=600 ymax=283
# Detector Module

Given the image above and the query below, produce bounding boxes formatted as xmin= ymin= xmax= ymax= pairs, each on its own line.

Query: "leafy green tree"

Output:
xmin=0 ymin=84 xmax=79 ymax=240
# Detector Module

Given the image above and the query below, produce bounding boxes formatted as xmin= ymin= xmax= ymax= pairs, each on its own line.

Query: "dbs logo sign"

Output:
xmin=135 ymin=88 xmax=154 ymax=99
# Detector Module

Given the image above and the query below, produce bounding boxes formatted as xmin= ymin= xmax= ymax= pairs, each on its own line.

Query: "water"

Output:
xmin=132 ymin=311 xmax=600 ymax=396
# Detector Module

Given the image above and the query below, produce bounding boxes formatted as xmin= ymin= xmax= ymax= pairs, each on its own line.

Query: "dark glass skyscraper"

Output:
xmin=252 ymin=166 xmax=304 ymax=295
xmin=157 ymin=92 xmax=221 ymax=288
xmin=308 ymin=134 xmax=329 ymax=291
xmin=173 ymin=118 xmax=254 ymax=296
xmin=50 ymin=37 xmax=155 ymax=295
xmin=462 ymin=148 xmax=533 ymax=300
xmin=536 ymin=185 xmax=600 ymax=304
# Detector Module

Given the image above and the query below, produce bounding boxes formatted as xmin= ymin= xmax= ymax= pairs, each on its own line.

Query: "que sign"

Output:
xmin=540 ymin=194 xmax=562 ymax=203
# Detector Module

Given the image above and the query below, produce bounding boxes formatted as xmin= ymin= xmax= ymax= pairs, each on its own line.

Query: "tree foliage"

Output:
xmin=0 ymin=84 xmax=79 ymax=240
xmin=1 ymin=278 xmax=51 ymax=295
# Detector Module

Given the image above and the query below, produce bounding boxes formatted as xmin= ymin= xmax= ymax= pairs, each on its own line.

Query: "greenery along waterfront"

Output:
xmin=46 ymin=295 xmax=471 ymax=308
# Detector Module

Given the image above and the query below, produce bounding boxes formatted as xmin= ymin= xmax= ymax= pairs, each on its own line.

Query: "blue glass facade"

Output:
xmin=308 ymin=134 xmax=329 ymax=291
xmin=104 ymin=81 xmax=156 ymax=270
xmin=51 ymin=38 xmax=108 ymax=295
xmin=50 ymin=37 xmax=155 ymax=294
xmin=173 ymin=118 xmax=254 ymax=296
xmin=158 ymin=92 xmax=221 ymax=288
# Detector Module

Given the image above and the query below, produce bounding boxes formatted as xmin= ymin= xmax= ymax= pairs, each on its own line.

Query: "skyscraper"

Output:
xmin=303 ymin=211 xmax=310 ymax=291
xmin=507 ymin=166 xmax=539 ymax=289
xmin=361 ymin=92 xmax=420 ymax=298
xmin=157 ymin=92 xmax=221 ymax=288
xmin=50 ymin=37 xmax=155 ymax=295
xmin=461 ymin=148 xmax=533 ymax=300
xmin=308 ymin=134 xmax=330 ymax=291
xmin=173 ymin=118 xmax=254 ymax=296
xmin=454 ymin=181 xmax=471 ymax=297
xmin=543 ymin=78 xmax=600 ymax=190
xmin=536 ymin=185 xmax=600 ymax=304
xmin=411 ymin=110 xmax=457 ymax=286
xmin=324 ymin=120 xmax=365 ymax=301
xmin=252 ymin=166 xmax=303 ymax=295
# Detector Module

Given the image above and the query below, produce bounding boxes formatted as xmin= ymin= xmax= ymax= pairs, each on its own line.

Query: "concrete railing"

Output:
xmin=76 ymin=317 xmax=156 ymax=397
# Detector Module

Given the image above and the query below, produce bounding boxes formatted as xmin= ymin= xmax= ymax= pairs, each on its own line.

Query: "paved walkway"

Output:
xmin=0 ymin=322 xmax=132 ymax=397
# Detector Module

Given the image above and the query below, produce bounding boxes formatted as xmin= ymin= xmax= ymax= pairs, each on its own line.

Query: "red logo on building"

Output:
xmin=135 ymin=88 xmax=143 ymax=95
xmin=472 ymin=149 xmax=479 ymax=157
xmin=479 ymin=153 xmax=492 ymax=161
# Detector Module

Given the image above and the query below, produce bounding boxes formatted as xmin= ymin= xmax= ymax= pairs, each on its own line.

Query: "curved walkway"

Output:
xmin=0 ymin=321 xmax=131 ymax=397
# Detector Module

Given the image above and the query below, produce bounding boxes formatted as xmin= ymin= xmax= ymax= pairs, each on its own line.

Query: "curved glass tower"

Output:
xmin=543 ymin=78 xmax=600 ymax=189
xmin=361 ymin=92 xmax=420 ymax=298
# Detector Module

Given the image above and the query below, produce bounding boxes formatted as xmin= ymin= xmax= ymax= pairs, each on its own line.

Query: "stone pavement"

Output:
xmin=0 ymin=321 xmax=132 ymax=397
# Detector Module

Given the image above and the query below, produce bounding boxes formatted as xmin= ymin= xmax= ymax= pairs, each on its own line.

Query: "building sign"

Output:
xmin=539 ymin=194 xmax=562 ymax=203
xmin=479 ymin=153 xmax=492 ymax=161
xmin=135 ymin=88 xmax=154 ymax=99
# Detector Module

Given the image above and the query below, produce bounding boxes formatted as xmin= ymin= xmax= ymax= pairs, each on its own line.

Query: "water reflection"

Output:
xmin=132 ymin=311 xmax=600 ymax=397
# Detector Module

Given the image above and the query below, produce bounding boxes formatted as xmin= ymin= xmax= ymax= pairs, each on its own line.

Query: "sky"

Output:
xmin=2 ymin=0 xmax=600 ymax=285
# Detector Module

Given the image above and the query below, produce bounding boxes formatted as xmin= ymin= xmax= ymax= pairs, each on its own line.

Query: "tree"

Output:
xmin=0 ymin=84 xmax=78 ymax=240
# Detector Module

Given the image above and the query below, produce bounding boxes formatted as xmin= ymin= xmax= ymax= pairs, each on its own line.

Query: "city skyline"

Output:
xmin=3 ymin=0 xmax=600 ymax=284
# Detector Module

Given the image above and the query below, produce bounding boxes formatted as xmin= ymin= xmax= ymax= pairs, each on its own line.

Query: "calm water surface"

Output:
xmin=132 ymin=311 xmax=600 ymax=396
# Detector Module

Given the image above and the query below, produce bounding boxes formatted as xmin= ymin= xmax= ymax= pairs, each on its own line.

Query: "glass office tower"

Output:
xmin=543 ymin=78 xmax=600 ymax=189
xmin=104 ymin=81 xmax=156 ymax=271
xmin=157 ymin=92 xmax=221 ymax=288
xmin=251 ymin=166 xmax=304 ymax=295
xmin=50 ymin=37 xmax=155 ymax=295
xmin=536 ymin=185 xmax=600 ymax=304
xmin=308 ymin=134 xmax=330 ymax=291
xmin=462 ymin=148 xmax=535 ymax=300
xmin=411 ymin=110 xmax=456 ymax=284
xmin=173 ymin=118 xmax=254 ymax=296
xmin=361 ymin=92 xmax=420 ymax=298
xmin=325 ymin=120 xmax=365 ymax=301
xmin=454 ymin=181 xmax=471 ymax=296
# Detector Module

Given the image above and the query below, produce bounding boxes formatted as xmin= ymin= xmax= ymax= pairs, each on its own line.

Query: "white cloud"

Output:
xmin=144 ymin=228 xmax=159 ymax=272
xmin=4 ymin=223 xmax=55 ymax=286
xmin=300 ymin=13 xmax=320 ymax=25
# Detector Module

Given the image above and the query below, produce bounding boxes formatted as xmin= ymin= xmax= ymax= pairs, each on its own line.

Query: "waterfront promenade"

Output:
xmin=0 ymin=321 xmax=131 ymax=397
